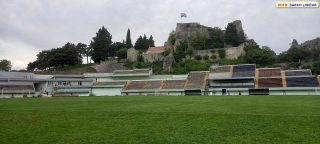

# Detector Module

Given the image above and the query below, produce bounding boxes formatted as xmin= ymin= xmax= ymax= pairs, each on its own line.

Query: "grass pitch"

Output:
xmin=1 ymin=96 xmax=320 ymax=144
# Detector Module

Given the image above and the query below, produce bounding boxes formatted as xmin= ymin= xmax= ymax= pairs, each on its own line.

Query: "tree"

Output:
xmin=0 ymin=59 xmax=12 ymax=71
xmin=117 ymin=48 xmax=128 ymax=59
xmin=208 ymin=27 xmax=224 ymax=48
xmin=241 ymin=45 xmax=276 ymax=67
xmin=134 ymin=34 xmax=154 ymax=51
xmin=125 ymin=28 xmax=133 ymax=48
xmin=149 ymin=35 xmax=155 ymax=47
xmin=174 ymin=41 xmax=188 ymax=62
xmin=224 ymin=23 xmax=245 ymax=47
xmin=90 ymin=26 xmax=113 ymax=63
xmin=134 ymin=36 xmax=144 ymax=50
xmin=311 ymin=61 xmax=320 ymax=75
xmin=167 ymin=31 xmax=176 ymax=45
xmin=76 ymin=43 xmax=89 ymax=64
xmin=27 ymin=43 xmax=83 ymax=71
xmin=218 ymin=49 xmax=226 ymax=59
xmin=286 ymin=46 xmax=311 ymax=62
xmin=190 ymin=34 xmax=207 ymax=50
xmin=142 ymin=34 xmax=148 ymax=49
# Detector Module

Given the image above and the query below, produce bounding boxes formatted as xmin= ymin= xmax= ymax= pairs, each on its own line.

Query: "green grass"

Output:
xmin=1 ymin=96 xmax=320 ymax=144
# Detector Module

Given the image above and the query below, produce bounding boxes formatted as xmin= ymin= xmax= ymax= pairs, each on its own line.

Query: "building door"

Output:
xmin=222 ymin=89 xmax=227 ymax=95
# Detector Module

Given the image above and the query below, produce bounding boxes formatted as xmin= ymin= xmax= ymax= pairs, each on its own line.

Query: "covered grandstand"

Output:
xmin=184 ymin=72 xmax=208 ymax=95
xmin=0 ymin=64 xmax=320 ymax=98
xmin=208 ymin=64 xmax=256 ymax=95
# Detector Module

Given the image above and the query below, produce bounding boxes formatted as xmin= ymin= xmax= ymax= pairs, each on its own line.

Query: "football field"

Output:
xmin=0 ymin=96 xmax=320 ymax=143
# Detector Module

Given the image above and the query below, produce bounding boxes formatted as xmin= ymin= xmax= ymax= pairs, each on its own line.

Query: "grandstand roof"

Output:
xmin=0 ymin=72 xmax=35 ymax=79
xmin=284 ymin=69 xmax=312 ymax=76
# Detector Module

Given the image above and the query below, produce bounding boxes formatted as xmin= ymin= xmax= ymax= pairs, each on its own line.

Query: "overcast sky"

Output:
xmin=0 ymin=0 xmax=319 ymax=69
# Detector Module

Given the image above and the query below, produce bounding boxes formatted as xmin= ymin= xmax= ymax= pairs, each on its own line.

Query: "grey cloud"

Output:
xmin=0 ymin=0 xmax=319 ymax=69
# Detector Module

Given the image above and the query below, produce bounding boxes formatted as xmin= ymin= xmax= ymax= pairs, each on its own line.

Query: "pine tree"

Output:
xmin=149 ymin=35 xmax=155 ymax=47
xmin=134 ymin=35 xmax=144 ymax=50
xmin=143 ymin=34 xmax=148 ymax=49
xmin=90 ymin=26 xmax=113 ymax=63
xmin=125 ymin=28 xmax=133 ymax=48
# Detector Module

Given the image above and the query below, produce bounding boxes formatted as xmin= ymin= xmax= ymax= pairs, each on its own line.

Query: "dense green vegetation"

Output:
xmin=134 ymin=34 xmax=155 ymax=51
xmin=90 ymin=26 xmax=113 ymax=63
xmin=0 ymin=59 xmax=12 ymax=71
xmin=224 ymin=22 xmax=246 ymax=47
xmin=27 ymin=43 xmax=83 ymax=71
xmin=1 ymin=96 xmax=320 ymax=144
xmin=190 ymin=27 xmax=224 ymax=50
xmin=278 ymin=44 xmax=320 ymax=74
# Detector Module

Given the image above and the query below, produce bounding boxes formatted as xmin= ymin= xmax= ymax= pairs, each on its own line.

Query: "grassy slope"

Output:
xmin=33 ymin=64 xmax=96 ymax=75
xmin=0 ymin=96 xmax=320 ymax=144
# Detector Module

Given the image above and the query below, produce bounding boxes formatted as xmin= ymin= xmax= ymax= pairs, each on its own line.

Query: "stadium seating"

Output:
xmin=284 ymin=70 xmax=312 ymax=76
xmin=209 ymin=65 xmax=232 ymax=79
xmin=185 ymin=72 xmax=207 ymax=89
xmin=232 ymin=64 xmax=255 ymax=77
xmin=95 ymin=81 xmax=127 ymax=86
xmin=162 ymin=80 xmax=186 ymax=89
xmin=0 ymin=84 xmax=35 ymax=93
xmin=125 ymin=81 xmax=146 ymax=90
xmin=258 ymin=68 xmax=281 ymax=77
xmin=144 ymin=81 xmax=162 ymax=89
xmin=210 ymin=65 xmax=231 ymax=73
xmin=286 ymin=76 xmax=319 ymax=87
xmin=258 ymin=78 xmax=283 ymax=88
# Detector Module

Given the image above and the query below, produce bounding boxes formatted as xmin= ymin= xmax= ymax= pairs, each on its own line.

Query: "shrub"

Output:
xmin=203 ymin=55 xmax=209 ymax=60
xmin=218 ymin=49 xmax=226 ymax=59
xmin=194 ymin=55 xmax=202 ymax=60
xmin=210 ymin=55 xmax=217 ymax=60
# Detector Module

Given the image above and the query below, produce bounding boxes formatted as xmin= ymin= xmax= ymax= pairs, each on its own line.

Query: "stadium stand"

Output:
xmin=257 ymin=68 xmax=283 ymax=88
xmin=209 ymin=65 xmax=232 ymax=79
xmin=95 ymin=81 xmax=127 ymax=86
xmin=124 ymin=81 xmax=146 ymax=90
xmin=184 ymin=72 xmax=208 ymax=90
xmin=162 ymin=80 xmax=186 ymax=89
xmin=232 ymin=64 xmax=255 ymax=77
xmin=258 ymin=68 xmax=282 ymax=77
xmin=0 ymin=83 xmax=35 ymax=93
xmin=284 ymin=69 xmax=312 ymax=76
xmin=286 ymin=76 xmax=319 ymax=87
xmin=258 ymin=78 xmax=283 ymax=88
xmin=144 ymin=81 xmax=162 ymax=89
xmin=210 ymin=65 xmax=232 ymax=73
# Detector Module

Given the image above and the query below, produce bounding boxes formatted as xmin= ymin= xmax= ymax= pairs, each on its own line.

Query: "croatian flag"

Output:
xmin=180 ymin=13 xmax=187 ymax=18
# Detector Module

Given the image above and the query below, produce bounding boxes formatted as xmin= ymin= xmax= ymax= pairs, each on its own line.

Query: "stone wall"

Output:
xmin=127 ymin=48 xmax=139 ymax=62
xmin=193 ymin=44 xmax=245 ymax=60
xmin=174 ymin=23 xmax=211 ymax=46
xmin=142 ymin=53 xmax=164 ymax=63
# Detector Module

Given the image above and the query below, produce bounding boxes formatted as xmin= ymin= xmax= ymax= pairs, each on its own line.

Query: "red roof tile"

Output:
xmin=147 ymin=46 xmax=166 ymax=53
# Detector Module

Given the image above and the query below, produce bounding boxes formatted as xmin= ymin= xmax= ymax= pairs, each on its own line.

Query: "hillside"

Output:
xmin=34 ymin=64 xmax=96 ymax=75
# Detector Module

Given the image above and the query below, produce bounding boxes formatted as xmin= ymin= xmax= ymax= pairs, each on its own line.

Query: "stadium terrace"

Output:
xmin=1 ymin=64 xmax=320 ymax=98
